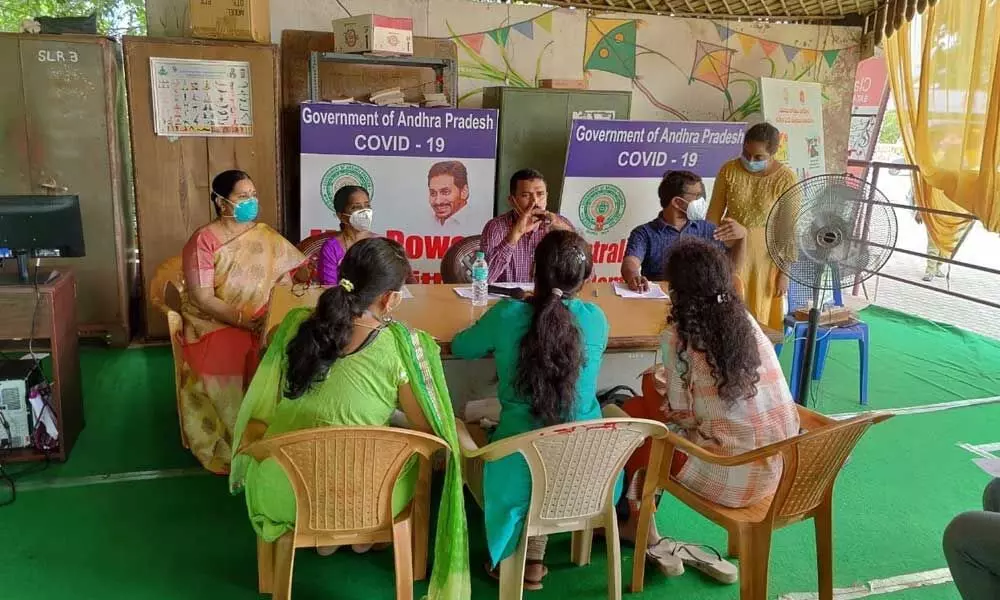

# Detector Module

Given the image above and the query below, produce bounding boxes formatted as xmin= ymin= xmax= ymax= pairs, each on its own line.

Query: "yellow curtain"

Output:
xmin=885 ymin=0 xmax=1000 ymax=256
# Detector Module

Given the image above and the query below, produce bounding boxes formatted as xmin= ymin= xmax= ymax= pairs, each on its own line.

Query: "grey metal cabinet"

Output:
xmin=0 ymin=34 xmax=134 ymax=345
xmin=482 ymin=87 xmax=632 ymax=215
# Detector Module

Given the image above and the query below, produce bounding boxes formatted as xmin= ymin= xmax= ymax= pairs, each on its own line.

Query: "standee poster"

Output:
xmin=559 ymin=119 xmax=746 ymax=280
xmin=847 ymin=56 xmax=890 ymax=179
xmin=760 ymin=77 xmax=827 ymax=179
xmin=300 ymin=103 xmax=498 ymax=283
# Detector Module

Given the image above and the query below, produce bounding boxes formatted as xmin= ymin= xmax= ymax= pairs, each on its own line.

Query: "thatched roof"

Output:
xmin=519 ymin=0 xmax=938 ymax=42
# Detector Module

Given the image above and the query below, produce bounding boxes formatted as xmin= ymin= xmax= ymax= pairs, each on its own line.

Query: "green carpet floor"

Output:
xmin=2 ymin=305 xmax=998 ymax=599
xmin=778 ymin=306 xmax=1000 ymax=415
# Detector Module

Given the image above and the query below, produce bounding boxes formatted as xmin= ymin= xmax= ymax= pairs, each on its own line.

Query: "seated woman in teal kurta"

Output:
xmin=229 ymin=237 xmax=470 ymax=600
xmin=452 ymin=229 xmax=617 ymax=589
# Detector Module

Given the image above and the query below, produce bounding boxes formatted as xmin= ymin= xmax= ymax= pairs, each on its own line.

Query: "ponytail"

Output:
xmin=514 ymin=229 xmax=592 ymax=427
xmin=516 ymin=288 xmax=583 ymax=426
xmin=284 ymin=286 xmax=359 ymax=399
xmin=282 ymin=237 xmax=411 ymax=399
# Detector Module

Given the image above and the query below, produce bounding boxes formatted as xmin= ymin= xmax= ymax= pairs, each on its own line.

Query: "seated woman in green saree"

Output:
xmin=230 ymin=238 xmax=469 ymax=600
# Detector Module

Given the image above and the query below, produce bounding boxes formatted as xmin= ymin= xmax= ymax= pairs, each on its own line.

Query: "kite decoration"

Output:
xmin=690 ymin=40 xmax=737 ymax=92
xmin=583 ymin=18 xmax=638 ymax=78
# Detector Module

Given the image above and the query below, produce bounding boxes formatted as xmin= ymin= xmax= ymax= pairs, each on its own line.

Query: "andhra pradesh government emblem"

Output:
xmin=320 ymin=163 xmax=374 ymax=212
xmin=579 ymin=183 xmax=626 ymax=234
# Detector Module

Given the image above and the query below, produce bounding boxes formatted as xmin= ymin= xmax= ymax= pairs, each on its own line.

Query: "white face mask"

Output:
xmin=680 ymin=197 xmax=708 ymax=221
xmin=347 ymin=208 xmax=374 ymax=232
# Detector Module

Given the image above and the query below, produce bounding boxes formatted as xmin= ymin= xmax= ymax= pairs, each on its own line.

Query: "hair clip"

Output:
xmin=552 ymin=288 xmax=564 ymax=297
xmin=715 ymin=293 xmax=729 ymax=304
xmin=339 ymin=279 xmax=354 ymax=293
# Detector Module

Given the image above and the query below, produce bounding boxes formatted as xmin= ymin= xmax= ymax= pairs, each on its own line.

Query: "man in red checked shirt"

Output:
xmin=479 ymin=168 xmax=574 ymax=283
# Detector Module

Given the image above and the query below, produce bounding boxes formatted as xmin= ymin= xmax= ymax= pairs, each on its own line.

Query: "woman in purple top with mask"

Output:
xmin=318 ymin=185 xmax=375 ymax=285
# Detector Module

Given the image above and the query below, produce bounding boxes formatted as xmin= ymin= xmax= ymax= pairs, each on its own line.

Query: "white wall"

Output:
xmin=146 ymin=0 xmax=860 ymax=168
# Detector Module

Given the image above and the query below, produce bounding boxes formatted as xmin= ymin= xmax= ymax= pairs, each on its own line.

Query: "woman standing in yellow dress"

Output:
xmin=707 ymin=123 xmax=798 ymax=330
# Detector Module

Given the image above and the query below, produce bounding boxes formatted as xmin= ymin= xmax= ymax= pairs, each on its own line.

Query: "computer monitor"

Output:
xmin=0 ymin=195 xmax=85 ymax=283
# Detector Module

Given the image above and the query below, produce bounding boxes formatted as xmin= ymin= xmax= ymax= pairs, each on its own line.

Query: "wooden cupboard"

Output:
xmin=123 ymin=36 xmax=281 ymax=338
xmin=0 ymin=33 xmax=134 ymax=345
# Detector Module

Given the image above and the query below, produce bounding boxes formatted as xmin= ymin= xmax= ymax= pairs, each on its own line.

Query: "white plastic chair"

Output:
xmin=459 ymin=417 xmax=668 ymax=600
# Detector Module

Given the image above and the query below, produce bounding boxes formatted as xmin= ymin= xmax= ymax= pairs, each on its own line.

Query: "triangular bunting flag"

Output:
xmin=512 ymin=20 xmax=534 ymax=40
xmin=801 ymin=48 xmax=817 ymax=63
xmin=534 ymin=11 xmax=553 ymax=33
xmin=488 ymin=27 xmax=510 ymax=47
xmin=738 ymin=33 xmax=757 ymax=54
xmin=460 ymin=32 xmax=485 ymax=54
xmin=823 ymin=49 xmax=841 ymax=67
xmin=759 ymin=39 xmax=779 ymax=57
xmin=782 ymin=44 xmax=800 ymax=62
xmin=715 ymin=23 xmax=733 ymax=41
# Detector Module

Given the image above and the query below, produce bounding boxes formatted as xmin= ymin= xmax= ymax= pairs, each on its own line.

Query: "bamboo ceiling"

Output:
xmin=519 ymin=0 xmax=939 ymax=41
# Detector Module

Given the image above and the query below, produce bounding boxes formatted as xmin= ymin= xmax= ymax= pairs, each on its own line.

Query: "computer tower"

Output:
xmin=0 ymin=359 xmax=42 ymax=450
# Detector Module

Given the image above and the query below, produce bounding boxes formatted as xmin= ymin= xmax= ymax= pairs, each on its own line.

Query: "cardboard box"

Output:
xmin=540 ymin=79 xmax=589 ymax=90
xmin=332 ymin=14 xmax=413 ymax=55
xmin=189 ymin=0 xmax=270 ymax=43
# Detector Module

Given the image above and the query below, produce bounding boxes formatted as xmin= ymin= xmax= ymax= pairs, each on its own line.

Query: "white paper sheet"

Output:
xmin=400 ymin=286 xmax=413 ymax=299
xmin=453 ymin=282 xmax=534 ymax=301
xmin=973 ymin=457 xmax=1000 ymax=478
xmin=612 ymin=281 xmax=669 ymax=299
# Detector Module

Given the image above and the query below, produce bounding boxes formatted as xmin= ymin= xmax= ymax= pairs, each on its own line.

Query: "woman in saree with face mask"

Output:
xmin=179 ymin=169 xmax=307 ymax=473
xmin=707 ymin=123 xmax=798 ymax=330
xmin=318 ymin=185 xmax=375 ymax=285
xmin=230 ymin=237 xmax=470 ymax=599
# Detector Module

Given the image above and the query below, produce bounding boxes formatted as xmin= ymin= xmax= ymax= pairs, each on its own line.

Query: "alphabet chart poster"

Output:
xmin=150 ymin=57 xmax=252 ymax=137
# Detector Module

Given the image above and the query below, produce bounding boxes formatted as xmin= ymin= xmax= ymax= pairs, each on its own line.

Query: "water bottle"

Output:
xmin=471 ymin=251 xmax=489 ymax=307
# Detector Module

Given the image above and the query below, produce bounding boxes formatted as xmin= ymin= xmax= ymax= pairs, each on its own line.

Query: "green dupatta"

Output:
xmin=229 ymin=308 xmax=470 ymax=600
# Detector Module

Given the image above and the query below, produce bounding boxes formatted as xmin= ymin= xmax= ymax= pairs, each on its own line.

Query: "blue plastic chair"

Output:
xmin=774 ymin=269 xmax=870 ymax=406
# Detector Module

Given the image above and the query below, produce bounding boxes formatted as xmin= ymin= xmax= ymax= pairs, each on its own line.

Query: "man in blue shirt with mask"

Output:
xmin=622 ymin=170 xmax=747 ymax=291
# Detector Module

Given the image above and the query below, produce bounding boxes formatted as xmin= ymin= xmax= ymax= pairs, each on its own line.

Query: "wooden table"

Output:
xmin=0 ymin=272 xmax=83 ymax=462
xmin=267 ymin=282 xmax=783 ymax=354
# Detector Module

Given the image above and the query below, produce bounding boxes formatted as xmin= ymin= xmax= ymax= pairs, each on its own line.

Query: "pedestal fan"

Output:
xmin=766 ymin=174 xmax=898 ymax=406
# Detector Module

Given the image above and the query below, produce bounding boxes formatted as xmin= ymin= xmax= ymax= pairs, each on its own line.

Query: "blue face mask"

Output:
xmin=224 ymin=196 xmax=259 ymax=223
xmin=741 ymin=156 xmax=769 ymax=173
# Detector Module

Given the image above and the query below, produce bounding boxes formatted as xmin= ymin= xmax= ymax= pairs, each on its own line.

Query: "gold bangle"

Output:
xmin=236 ymin=312 xmax=244 ymax=326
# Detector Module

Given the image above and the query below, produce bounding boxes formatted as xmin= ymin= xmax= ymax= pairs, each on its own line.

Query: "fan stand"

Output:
xmin=795 ymin=285 xmax=824 ymax=406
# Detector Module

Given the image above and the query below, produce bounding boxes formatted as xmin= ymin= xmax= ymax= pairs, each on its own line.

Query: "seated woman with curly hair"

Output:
xmin=617 ymin=237 xmax=799 ymax=584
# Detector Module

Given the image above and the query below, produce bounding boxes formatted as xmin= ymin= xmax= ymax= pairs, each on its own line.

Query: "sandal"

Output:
xmin=485 ymin=560 xmax=543 ymax=591
xmin=524 ymin=560 xmax=549 ymax=584
xmin=645 ymin=538 xmax=684 ymax=577
xmin=659 ymin=538 xmax=737 ymax=585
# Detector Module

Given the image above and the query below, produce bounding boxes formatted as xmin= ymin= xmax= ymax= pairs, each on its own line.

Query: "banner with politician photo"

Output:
xmin=559 ymin=119 xmax=746 ymax=280
xmin=300 ymin=102 xmax=498 ymax=283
